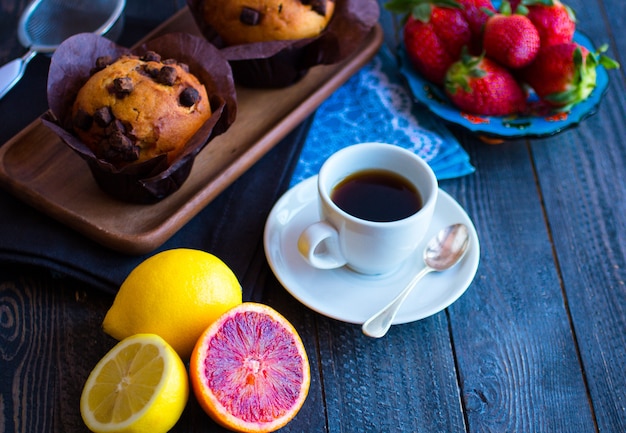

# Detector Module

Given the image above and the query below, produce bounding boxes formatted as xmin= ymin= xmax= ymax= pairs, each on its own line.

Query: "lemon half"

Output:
xmin=80 ymin=333 xmax=188 ymax=433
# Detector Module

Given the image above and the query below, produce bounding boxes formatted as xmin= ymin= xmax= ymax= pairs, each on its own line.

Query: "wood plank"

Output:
xmin=531 ymin=0 xmax=626 ymax=430
xmin=0 ymin=267 xmax=116 ymax=432
xmin=601 ymin=0 xmax=626 ymax=63
xmin=440 ymin=136 xmax=597 ymax=432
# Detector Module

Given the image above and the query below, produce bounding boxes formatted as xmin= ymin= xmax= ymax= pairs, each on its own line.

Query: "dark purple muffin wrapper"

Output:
xmin=186 ymin=0 xmax=380 ymax=88
xmin=43 ymin=32 xmax=237 ymax=204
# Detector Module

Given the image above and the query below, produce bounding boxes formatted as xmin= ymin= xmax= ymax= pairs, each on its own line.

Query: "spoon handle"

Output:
xmin=0 ymin=49 xmax=37 ymax=100
xmin=362 ymin=265 xmax=434 ymax=338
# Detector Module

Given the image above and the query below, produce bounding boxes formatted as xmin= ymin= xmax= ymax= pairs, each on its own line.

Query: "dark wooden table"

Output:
xmin=1 ymin=0 xmax=625 ymax=432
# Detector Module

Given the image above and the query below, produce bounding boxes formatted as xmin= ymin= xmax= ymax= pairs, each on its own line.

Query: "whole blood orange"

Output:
xmin=190 ymin=302 xmax=310 ymax=433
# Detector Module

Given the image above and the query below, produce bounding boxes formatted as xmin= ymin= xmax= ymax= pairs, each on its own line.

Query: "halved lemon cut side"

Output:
xmin=80 ymin=333 xmax=188 ymax=433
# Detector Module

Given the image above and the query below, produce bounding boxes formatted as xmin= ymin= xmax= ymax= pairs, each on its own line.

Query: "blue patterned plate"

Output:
xmin=399 ymin=31 xmax=610 ymax=139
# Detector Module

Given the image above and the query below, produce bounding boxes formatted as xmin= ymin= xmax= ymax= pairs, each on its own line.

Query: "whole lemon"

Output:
xmin=103 ymin=249 xmax=242 ymax=360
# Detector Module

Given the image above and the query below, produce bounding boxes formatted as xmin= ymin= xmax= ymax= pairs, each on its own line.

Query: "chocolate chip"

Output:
xmin=157 ymin=66 xmax=177 ymax=86
xmin=95 ymin=56 xmax=113 ymax=69
xmin=93 ymin=106 xmax=113 ymax=128
xmin=108 ymin=131 xmax=130 ymax=149
xmin=301 ymin=0 xmax=327 ymax=16
xmin=178 ymin=62 xmax=190 ymax=73
xmin=105 ymin=131 xmax=139 ymax=162
xmin=105 ymin=119 xmax=126 ymax=136
xmin=112 ymin=77 xmax=134 ymax=98
xmin=142 ymin=64 xmax=160 ymax=79
xmin=240 ymin=7 xmax=261 ymax=25
xmin=163 ymin=58 xmax=177 ymax=65
xmin=73 ymin=108 xmax=93 ymax=131
xmin=90 ymin=55 xmax=113 ymax=74
xmin=179 ymin=87 xmax=200 ymax=107
xmin=141 ymin=51 xmax=161 ymax=63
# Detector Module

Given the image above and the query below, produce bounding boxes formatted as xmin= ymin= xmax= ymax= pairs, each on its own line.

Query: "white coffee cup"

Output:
xmin=297 ymin=142 xmax=438 ymax=275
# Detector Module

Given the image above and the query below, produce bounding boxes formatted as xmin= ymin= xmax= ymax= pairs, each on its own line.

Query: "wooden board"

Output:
xmin=0 ymin=8 xmax=383 ymax=254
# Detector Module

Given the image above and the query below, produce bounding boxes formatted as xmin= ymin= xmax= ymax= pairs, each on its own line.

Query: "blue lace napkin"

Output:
xmin=290 ymin=46 xmax=475 ymax=187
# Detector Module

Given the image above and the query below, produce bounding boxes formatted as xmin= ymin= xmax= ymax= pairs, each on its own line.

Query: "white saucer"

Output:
xmin=263 ymin=176 xmax=480 ymax=325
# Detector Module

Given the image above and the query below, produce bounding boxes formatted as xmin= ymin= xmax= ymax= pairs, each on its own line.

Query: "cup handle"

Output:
xmin=297 ymin=221 xmax=347 ymax=269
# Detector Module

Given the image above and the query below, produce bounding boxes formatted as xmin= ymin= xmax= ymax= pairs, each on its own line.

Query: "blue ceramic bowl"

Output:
xmin=399 ymin=31 xmax=610 ymax=139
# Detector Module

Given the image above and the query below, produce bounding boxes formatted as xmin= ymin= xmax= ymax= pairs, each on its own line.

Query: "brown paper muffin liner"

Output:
xmin=186 ymin=0 xmax=380 ymax=88
xmin=42 ymin=32 xmax=237 ymax=204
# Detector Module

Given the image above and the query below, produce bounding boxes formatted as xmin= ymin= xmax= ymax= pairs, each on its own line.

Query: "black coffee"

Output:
xmin=331 ymin=169 xmax=422 ymax=222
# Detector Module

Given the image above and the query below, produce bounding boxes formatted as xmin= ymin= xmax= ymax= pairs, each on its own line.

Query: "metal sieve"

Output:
xmin=0 ymin=0 xmax=126 ymax=100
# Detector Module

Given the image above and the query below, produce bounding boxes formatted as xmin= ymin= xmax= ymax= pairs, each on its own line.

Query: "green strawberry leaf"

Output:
xmin=412 ymin=3 xmax=434 ymax=22
xmin=499 ymin=1 xmax=513 ymax=15
xmin=480 ymin=6 xmax=496 ymax=17
xmin=546 ymin=88 xmax=578 ymax=105
xmin=384 ymin=0 xmax=419 ymax=13
xmin=544 ymin=90 xmax=580 ymax=112
xmin=434 ymin=0 xmax=463 ymax=8
xmin=594 ymin=44 xmax=621 ymax=69
xmin=519 ymin=0 xmax=577 ymax=21
xmin=469 ymin=69 xmax=487 ymax=78
xmin=513 ymin=4 xmax=529 ymax=14
xmin=546 ymin=45 xmax=601 ymax=111
xmin=384 ymin=0 xmax=462 ymax=16
xmin=383 ymin=0 xmax=413 ymax=11
xmin=572 ymin=46 xmax=584 ymax=70
xmin=521 ymin=0 xmax=554 ymax=6
xmin=445 ymin=49 xmax=487 ymax=94
xmin=598 ymin=55 xmax=620 ymax=69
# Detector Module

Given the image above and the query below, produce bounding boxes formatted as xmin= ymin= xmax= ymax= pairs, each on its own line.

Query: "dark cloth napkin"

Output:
xmin=0 ymin=120 xmax=311 ymax=296
xmin=0 ymin=12 xmax=311 ymax=297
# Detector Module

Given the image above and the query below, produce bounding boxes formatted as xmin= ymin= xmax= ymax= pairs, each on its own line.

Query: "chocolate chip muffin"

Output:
xmin=201 ymin=0 xmax=336 ymax=45
xmin=72 ymin=52 xmax=212 ymax=167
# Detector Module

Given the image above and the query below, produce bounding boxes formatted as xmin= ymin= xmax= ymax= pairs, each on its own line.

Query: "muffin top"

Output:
xmin=72 ymin=52 xmax=211 ymax=167
xmin=201 ymin=0 xmax=336 ymax=45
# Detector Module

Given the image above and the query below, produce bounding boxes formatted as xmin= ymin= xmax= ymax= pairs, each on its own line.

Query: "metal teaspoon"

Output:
xmin=362 ymin=223 xmax=471 ymax=338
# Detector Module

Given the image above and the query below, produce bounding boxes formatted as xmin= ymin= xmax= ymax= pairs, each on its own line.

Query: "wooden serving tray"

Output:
xmin=0 ymin=8 xmax=383 ymax=254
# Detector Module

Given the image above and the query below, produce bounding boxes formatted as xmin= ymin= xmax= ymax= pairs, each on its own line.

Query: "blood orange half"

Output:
xmin=190 ymin=302 xmax=311 ymax=433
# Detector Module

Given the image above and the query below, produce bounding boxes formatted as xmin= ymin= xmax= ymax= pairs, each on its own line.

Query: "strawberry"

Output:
xmin=456 ymin=0 xmax=496 ymax=53
xmin=483 ymin=3 xmax=540 ymax=68
xmin=386 ymin=0 xmax=472 ymax=85
xmin=457 ymin=0 xmax=495 ymax=34
xmin=444 ymin=49 xmax=527 ymax=115
xmin=511 ymin=0 xmax=576 ymax=47
xmin=519 ymin=42 xmax=620 ymax=110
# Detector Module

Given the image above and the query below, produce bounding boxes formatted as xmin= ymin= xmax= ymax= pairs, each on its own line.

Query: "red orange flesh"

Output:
xmin=190 ymin=303 xmax=310 ymax=433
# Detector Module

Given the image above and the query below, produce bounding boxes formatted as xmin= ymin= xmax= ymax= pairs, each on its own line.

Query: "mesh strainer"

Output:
xmin=0 ymin=0 xmax=126 ymax=100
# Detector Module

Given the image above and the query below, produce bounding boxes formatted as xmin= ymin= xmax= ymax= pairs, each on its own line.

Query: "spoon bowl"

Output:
xmin=361 ymin=223 xmax=470 ymax=338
